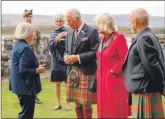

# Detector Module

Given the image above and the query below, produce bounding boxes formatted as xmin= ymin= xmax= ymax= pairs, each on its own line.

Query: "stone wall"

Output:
xmin=1 ymin=34 xmax=165 ymax=76
xmin=1 ymin=35 xmax=51 ymax=76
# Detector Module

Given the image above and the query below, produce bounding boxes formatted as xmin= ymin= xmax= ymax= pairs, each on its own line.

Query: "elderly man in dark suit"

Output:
xmin=122 ymin=8 xmax=165 ymax=118
xmin=64 ymin=8 xmax=99 ymax=118
xmin=9 ymin=22 xmax=46 ymax=119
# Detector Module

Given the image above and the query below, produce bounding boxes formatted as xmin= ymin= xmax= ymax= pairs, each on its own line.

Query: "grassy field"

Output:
xmin=2 ymin=78 xmax=165 ymax=118
xmin=2 ymin=78 xmax=97 ymax=118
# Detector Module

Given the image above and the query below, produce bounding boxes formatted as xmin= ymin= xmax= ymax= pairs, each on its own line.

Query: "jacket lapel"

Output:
xmin=101 ymin=33 xmax=116 ymax=51
xmin=98 ymin=38 xmax=104 ymax=51
xmin=74 ymin=24 xmax=88 ymax=53
xmin=33 ymin=53 xmax=39 ymax=66
xmin=123 ymin=38 xmax=137 ymax=66
xmin=68 ymin=31 xmax=74 ymax=54
xmin=123 ymin=28 xmax=150 ymax=67
xmin=21 ymin=40 xmax=39 ymax=66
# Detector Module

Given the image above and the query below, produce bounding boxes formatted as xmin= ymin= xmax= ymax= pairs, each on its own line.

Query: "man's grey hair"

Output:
xmin=66 ymin=8 xmax=81 ymax=20
xmin=94 ymin=13 xmax=118 ymax=34
xmin=14 ymin=22 xmax=34 ymax=40
xmin=130 ymin=8 xmax=149 ymax=25
xmin=54 ymin=13 xmax=65 ymax=22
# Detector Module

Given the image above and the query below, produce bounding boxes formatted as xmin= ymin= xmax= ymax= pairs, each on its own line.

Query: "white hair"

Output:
xmin=130 ymin=8 xmax=149 ymax=25
xmin=54 ymin=13 xmax=65 ymax=22
xmin=14 ymin=22 xmax=34 ymax=40
xmin=66 ymin=8 xmax=81 ymax=20
xmin=94 ymin=13 xmax=118 ymax=34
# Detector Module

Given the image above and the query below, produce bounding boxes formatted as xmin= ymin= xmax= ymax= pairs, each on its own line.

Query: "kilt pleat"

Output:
xmin=132 ymin=93 xmax=164 ymax=118
xmin=66 ymin=67 xmax=96 ymax=104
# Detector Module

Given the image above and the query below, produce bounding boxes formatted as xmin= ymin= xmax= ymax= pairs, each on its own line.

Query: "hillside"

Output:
xmin=2 ymin=14 xmax=165 ymax=27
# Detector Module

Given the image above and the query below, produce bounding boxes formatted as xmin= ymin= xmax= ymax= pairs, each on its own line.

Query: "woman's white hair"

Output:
xmin=14 ymin=22 xmax=34 ymax=40
xmin=94 ymin=13 xmax=118 ymax=34
xmin=66 ymin=8 xmax=81 ymax=20
xmin=54 ymin=13 xmax=65 ymax=22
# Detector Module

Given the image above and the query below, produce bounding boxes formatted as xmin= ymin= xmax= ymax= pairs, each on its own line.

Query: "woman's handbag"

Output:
xmin=87 ymin=75 xmax=96 ymax=92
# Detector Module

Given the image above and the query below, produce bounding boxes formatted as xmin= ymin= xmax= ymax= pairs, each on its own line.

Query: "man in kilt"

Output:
xmin=122 ymin=8 xmax=165 ymax=118
xmin=64 ymin=8 xmax=99 ymax=118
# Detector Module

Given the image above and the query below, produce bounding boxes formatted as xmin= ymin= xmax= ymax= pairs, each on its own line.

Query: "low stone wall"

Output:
xmin=1 ymin=34 xmax=165 ymax=77
xmin=1 ymin=36 xmax=51 ymax=77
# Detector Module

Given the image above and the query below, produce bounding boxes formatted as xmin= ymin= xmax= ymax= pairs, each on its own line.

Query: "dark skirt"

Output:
xmin=51 ymin=70 xmax=67 ymax=82
xmin=131 ymin=93 xmax=164 ymax=118
xmin=66 ymin=66 xmax=96 ymax=104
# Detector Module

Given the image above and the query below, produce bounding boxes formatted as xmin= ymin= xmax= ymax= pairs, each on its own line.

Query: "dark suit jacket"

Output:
xmin=122 ymin=28 xmax=165 ymax=93
xmin=9 ymin=40 xmax=42 ymax=95
xmin=64 ymin=23 xmax=99 ymax=75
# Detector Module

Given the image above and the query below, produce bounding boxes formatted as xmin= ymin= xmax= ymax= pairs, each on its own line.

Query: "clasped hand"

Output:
xmin=55 ymin=32 xmax=67 ymax=43
xmin=64 ymin=55 xmax=78 ymax=64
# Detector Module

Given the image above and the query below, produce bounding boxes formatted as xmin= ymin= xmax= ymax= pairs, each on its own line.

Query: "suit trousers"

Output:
xmin=17 ymin=94 xmax=35 ymax=119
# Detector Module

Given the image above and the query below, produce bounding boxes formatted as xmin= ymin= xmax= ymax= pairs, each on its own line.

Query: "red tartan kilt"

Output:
xmin=66 ymin=67 xmax=96 ymax=104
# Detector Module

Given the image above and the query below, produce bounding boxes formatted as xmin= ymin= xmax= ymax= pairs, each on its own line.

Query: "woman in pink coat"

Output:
xmin=95 ymin=13 xmax=131 ymax=118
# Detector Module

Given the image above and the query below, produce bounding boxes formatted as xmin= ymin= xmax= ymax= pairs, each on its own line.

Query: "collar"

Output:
xmin=17 ymin=39 xmax=29 ymax=45
xmin=136 ymin=27 xmax=150 ymax=39
xmin=77 ymin=22 xmax=84 ymax=34
xmin=56 ymin=26 xmax=65 ymax=31
xmin=102 ymin=32 xmax=116 ymax=42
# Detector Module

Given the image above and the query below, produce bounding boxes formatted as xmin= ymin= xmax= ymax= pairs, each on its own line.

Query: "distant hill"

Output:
xmin=2 ymin=14 xmax=165 ymax=27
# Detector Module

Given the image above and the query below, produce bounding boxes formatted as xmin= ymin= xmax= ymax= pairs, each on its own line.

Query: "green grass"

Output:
xmin=162 ymin=96 xmax=165 ymax=113
xmin=2 ymin=78 xmax=97 ymax=118
xmin=2 ymin=78 xmax=165 ymax=118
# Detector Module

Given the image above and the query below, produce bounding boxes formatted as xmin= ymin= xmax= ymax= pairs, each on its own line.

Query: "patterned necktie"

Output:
xmin=74 ymin=29 xmax=78 ymax=39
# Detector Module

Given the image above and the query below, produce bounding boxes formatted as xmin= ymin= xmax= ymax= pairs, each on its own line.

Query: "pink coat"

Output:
xmin=96 ymin=32 xmax=131 ymax=118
